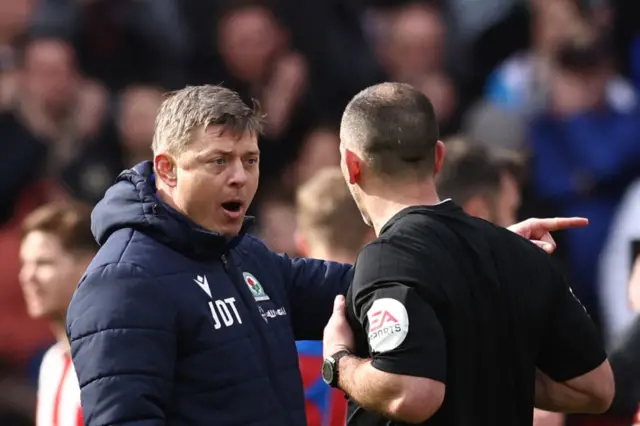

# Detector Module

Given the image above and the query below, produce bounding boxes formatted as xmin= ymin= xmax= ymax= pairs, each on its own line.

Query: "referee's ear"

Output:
xmin=344 ymin=149 xmax=362 ymax=185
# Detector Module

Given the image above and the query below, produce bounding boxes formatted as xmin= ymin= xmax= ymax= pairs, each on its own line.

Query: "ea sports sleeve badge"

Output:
xmin=366 ymin=298 xmax=409 ymax=353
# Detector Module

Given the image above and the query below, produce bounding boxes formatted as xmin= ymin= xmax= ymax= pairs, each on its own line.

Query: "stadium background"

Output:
xmin=1 ymin=0 xmax=640 ymax=425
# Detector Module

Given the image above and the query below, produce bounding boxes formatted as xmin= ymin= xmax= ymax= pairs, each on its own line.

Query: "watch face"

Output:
xmin=322 ymin=358 xmax=334 ymax=385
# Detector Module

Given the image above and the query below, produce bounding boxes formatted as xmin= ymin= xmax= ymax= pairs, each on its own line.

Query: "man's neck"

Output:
xmin=368 ymin=183 xmax=440 ymax=236
xmin=156 ymin=188 xmax=181 ymax=213
xmin=50 ymin=320 xmax=71 ymax=354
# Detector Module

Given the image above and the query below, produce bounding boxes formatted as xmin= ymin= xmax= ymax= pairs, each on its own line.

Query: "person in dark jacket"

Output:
xmin=66 ymin=84 xmax=591 ymax=426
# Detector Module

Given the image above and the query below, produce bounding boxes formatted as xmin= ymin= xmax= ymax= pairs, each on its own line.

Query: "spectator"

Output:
xmin=284 ymin=125 xmax=341 ymax=189
xmin=529 ymin=33 xmax=640 ymax=321
xmin=294 ymin=167 xmax=374 ymax=264
xmin=294 ymin=167 xmax=374 ymax=426
xmin=0 ymin=180 xmax=61 ymax=371
xmin=256 ymin=183 xmax=299 ymax=256
xmin=373 ymin=2 xmax=446 ymax=85
xmin=605 ymin=244 xmax=640 ymax=419
xmin=216 ymin=0 xmax=314 ymax=180
xmin=0 ymin=0 xmax=35 ymax=106
xmin=5 ymin=37 xmax=109 ymax=177
xmin=371 ymin=2 xmax=461 ymax=137
xmin=437 ymin=138 xmax=520 ymax=227
xmin=29 ymin=0 xmax=190 ymax=91
xmin=484 ymin=0 xmax=588 ymax=117
xmin=19 ymin=201 xmax=97 ymax=426
xmin=61 ymin=84 xmax=164 ymax=203
xmin=599 ymin=179 xmax=640 ymax=345
xmin=417 ymin=72 xmax=459 ymax=137
xmin=275 ymin=0 xmax=386 ymax=117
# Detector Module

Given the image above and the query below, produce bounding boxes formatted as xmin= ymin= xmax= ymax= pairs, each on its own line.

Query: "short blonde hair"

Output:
xmin=296 ymin=168 xmax=370 ymax=255
xmin=152 ymin=85 xmax=263 ymax=155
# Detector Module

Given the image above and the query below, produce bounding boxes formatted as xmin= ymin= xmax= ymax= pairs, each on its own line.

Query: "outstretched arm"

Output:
xmin=508 ymin=217 xmax=589 ymax=253
xmin=276 ymin=251 xmax=354 ymax=341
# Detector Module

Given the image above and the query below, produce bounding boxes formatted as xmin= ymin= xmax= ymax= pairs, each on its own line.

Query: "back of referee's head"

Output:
xmin=339 ymin=82 xmax=443 ymax=189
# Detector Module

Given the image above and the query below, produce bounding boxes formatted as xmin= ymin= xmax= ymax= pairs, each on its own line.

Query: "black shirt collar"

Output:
xmin=379 ymin=199 xmax=461 ymax=236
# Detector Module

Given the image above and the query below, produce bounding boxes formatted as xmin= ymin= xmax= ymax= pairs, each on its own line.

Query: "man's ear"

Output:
xmin=433 ymin=140 xmax=446 ymax=176
xmin=345 ymin=149 xmax=362 ymax=185
xmin=293 ymin=230 xmax=309 ymax=257
xmin=154 ymin=153 xmax=178 ymax=188
xmin=463 ymin=195 xmax=490 ymax=222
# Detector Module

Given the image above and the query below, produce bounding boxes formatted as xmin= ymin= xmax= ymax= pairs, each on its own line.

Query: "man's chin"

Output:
xmin=222 ymin=225 xmax=244 ymax=238
xmin=216 ymin=220 xmax=245 ymax=239
xmin=26 ymin=305 xmax=50 ymax=320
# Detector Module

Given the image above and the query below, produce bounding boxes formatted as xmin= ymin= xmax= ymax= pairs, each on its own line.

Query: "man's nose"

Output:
xmin=228 ymin=159 xmax=248 ymax=186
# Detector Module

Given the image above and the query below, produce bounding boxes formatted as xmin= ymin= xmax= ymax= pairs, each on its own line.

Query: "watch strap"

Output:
xmin=327 ymin=349 xmax=351 ymax=388
xmin=331 ymin=349 xmax=351 ymax=364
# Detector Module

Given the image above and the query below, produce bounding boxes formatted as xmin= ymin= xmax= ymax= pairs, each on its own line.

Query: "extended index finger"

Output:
xmin=544 ymin=217 xmax=589 ymax=232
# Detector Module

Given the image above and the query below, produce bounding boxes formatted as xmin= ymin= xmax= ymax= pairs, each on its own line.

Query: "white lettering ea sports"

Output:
xmin=366 ymin=298 xmax=409 ymax=353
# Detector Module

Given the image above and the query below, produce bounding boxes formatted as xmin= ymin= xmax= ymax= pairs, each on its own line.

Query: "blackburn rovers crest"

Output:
xmin=243 ymin=272 xmax=270 ymax=302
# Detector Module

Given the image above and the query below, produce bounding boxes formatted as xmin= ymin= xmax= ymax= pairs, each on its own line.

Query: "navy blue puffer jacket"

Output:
xmin=67 ymin=161 xmax=353 ymax=426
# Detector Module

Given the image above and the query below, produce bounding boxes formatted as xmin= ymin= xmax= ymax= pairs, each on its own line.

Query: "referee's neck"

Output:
xmin=367 ymin=185 xmax=440 ymax=236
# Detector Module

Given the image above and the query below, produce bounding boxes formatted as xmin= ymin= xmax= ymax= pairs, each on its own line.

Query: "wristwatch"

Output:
xmin=322 ymin=350 xmax=351 ymax=388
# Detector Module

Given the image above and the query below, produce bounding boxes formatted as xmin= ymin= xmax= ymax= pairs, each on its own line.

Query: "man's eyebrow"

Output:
xmin=210 ymin=148 xmax=233 ymax=155
xmin=197 ymin=148 xmax=261 ymax=159
xmin=197 ymin=148 xmax=232 ymax=159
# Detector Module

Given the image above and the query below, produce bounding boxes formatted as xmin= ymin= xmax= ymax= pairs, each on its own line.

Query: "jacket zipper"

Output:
xmin=219 ymin=253 xmax=293 ymax=425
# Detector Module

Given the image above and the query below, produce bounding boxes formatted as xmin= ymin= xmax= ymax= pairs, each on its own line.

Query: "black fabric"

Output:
xmin=349 ymin=244 xmax=447 ymax=382
xmin=346 ymin=201 xmax=606 ymax=426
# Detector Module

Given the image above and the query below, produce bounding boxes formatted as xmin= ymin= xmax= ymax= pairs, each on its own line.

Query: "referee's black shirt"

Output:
xmin=345 ymin=201 xmax=607 ymax=426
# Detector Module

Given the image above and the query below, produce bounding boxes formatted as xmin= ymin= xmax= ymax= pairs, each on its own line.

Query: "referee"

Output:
xmin=321 ymin=82 xmax=614 ymax=425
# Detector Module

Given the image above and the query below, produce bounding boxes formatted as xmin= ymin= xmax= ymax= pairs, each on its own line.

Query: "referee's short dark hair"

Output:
xmin=340 ymin=82 xmax=439 ymax=179
xmin=436 ymin=137 xmax=501 ymax=206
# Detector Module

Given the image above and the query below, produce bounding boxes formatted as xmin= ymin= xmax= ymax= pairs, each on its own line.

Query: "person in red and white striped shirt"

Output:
xmin=18 ymin=201 xmax=98 ymax=426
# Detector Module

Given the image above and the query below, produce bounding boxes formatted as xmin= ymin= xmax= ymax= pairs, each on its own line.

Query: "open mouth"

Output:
xmin=221 ymin=201 xmax=243 ymax=213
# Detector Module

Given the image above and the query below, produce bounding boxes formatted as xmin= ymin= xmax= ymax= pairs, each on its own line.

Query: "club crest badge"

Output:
xmin=243 ymin=272 xmax=270 ymax=301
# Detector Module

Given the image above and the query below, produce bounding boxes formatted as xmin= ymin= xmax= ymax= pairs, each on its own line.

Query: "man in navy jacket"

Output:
xmin=66 ymin=85 xmax=588 ymax=426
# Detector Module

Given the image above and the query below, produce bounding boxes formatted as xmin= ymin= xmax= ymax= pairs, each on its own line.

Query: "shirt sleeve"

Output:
xmin=351 ymin=241 xmax=446 ymax=383
xmin=537 ymin=264 xmax=608 ymax=382
xmin=275 ymin=251 xmax=353 ymax=341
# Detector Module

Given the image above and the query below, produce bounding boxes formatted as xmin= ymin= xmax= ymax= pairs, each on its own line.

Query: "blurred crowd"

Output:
xmin=3 ymin=0 xmax=640 ymax=424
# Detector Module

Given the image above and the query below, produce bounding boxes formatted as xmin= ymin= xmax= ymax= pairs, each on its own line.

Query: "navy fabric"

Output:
xmin=66 ymin=161 xmax=353 ymax=426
